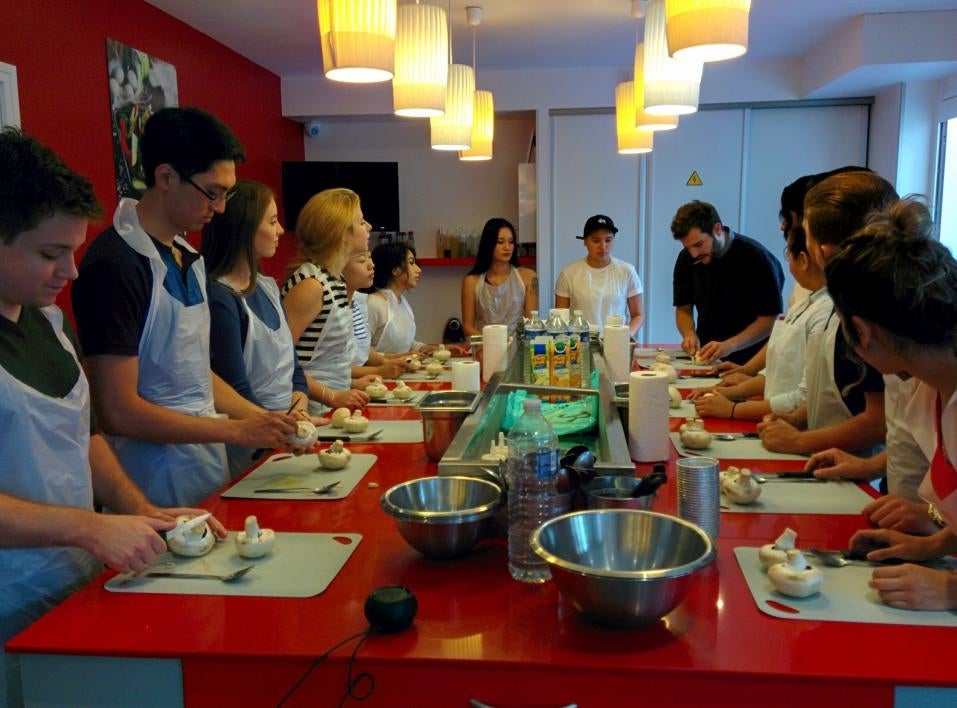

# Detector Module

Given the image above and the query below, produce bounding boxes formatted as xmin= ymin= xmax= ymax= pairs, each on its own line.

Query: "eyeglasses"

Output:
xmin=182 ymin=174 xmax=237 ymax=204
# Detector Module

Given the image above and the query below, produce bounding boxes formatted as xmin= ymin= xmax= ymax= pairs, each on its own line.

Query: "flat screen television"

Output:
xmin=281 ymin=161 xmax=400 ymax=232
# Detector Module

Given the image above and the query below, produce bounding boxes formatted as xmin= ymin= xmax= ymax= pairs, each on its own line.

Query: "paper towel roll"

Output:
xmin=605 ymin=315 xmax=623 ymax=327
xmin=603 ymin=324 xmax=631 ymax=383
xmin=452 ymin=360 xmax=481 ymax=392
xmin=481 ymin=324 xmax=508 ymax=381
xmin=628 ymin=370 xmax=671 ymax=462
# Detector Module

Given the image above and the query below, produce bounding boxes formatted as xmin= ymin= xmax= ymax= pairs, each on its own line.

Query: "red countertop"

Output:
xmin=8 ymin=371 xmax=956 ymax=707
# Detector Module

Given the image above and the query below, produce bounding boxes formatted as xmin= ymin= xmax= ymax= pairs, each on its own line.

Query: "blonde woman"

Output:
xmin=282 ymin=188 xmax=371 ymax=414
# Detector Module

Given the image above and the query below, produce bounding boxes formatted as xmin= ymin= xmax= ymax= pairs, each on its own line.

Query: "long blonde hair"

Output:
xmin=286 ymin=187 xmax=359 ymax=278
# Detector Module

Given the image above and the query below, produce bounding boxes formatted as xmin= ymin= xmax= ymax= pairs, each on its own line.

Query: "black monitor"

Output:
xmin=281 ymin=161 xmax=400 ymax=232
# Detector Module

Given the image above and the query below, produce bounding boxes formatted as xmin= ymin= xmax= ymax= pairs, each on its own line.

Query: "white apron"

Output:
xmin=805 ymin=309 xmax=882 ymax=457
xmin=805 ymin=309 xmax=852 ymax=431
xmin=374 ymin=289 xmax=418 ymax=355
xmin=0 ymin=307 xmax=102 ymax=707
xmin=225 ymin=275 xmax=296 ymax=478
xmin=351 ymin=292 xmax=371 ymax=367
xmin=107 ymin=199 xmax=228 ymax=507
xmin=475 ymin=267 xmax=526 ymax=336
xmin=884 ymin=375 xmax=931 ymax=501
xmin=764 ymin=288 xmax=830 ymax=400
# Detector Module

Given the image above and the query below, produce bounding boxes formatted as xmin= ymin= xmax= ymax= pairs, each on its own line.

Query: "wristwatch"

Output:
xmin=928 ymin=503 xmax=947 ymax=529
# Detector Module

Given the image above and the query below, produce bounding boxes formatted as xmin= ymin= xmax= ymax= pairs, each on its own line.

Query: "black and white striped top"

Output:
xmin=281 ymin=262 xmax=355 ymax=390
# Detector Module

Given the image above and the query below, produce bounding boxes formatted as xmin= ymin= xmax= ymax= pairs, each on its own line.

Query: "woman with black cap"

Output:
xmin=554 ymin=214 xmax=643 ymax=337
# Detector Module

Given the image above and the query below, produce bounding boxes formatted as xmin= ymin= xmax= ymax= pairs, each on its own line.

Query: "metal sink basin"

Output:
xmin=436 ymin=341 xmax=634 ymax=477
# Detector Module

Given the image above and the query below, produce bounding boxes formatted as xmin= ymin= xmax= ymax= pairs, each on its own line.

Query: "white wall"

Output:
xmin=300 ymin=113 xmax=535 ymax=343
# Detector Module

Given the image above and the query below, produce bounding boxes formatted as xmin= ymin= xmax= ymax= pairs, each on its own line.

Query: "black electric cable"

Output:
xmin=275 ymin=627 xmax=373 ymax=708
xmin=336 ymin=629 xmax=374 ymax=707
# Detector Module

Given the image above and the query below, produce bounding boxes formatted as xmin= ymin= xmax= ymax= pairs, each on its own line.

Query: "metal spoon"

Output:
xmin=140 ymin=565 xmax=255 ymax=582
xmin=254 ymin=481 xmax=341 ymax=494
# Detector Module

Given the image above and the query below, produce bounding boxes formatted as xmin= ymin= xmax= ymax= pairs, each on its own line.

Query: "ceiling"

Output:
xmin=145 ymin=0 xmax=957 ymax=97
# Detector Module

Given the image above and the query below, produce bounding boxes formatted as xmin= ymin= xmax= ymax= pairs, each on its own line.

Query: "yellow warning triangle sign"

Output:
xmin=686 ymin=170 xmax=703 ymax=186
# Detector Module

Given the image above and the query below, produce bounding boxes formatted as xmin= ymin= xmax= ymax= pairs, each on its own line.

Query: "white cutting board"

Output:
xmin=671 ymin=433 xmax=809 ymax=461
xmin=734 ymin=546 xmax=957 ymax=626
xmin=722 ymin=478 xmax=873 ymax=515
xmin=105 ymin=532 xmax=361 ymax=598
xmin=316 ymin=419 xmax=424 ymax=443
xmin=365 ymin=390 xmax=426 ymax=407
xmin=222 ymin=452 xmax=376 ymax=500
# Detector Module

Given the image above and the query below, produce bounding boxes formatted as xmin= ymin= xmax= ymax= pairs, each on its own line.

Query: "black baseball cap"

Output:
xmin=578 ymin=214 xmax=618 ymax=239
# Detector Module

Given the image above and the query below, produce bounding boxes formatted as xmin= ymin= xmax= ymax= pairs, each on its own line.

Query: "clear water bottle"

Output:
xmin=506 ymin=396 xmax=561 ymax=583
xmin=546 ymin=309 xmax=567 ymax=339
xmin=569 ymin=310 xmax=591 ymax=385
xmin=524 ymin=310 xmax=545 ymax=341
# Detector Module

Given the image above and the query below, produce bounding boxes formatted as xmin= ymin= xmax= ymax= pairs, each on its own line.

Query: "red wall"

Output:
xmin=1 ymin=1 xmax=305 ymax=316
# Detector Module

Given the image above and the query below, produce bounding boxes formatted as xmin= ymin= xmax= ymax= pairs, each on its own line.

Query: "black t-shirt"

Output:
xmin=673 ymin=231 xmax=784 ymax=364
xmin=72 ymin=226 xmax=201 ymax=356
xmin=0 ymin=306 xmax=81 ymax=398
xmin=833 ymin=326 xmax=884 ymax=415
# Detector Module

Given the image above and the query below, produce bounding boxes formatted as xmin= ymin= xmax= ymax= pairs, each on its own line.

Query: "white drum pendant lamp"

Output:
xmin=460 ymin=90 xmax=494 ymax=160
xmin=666 ymin=0 xmax=751 ymax=63
xmin=615 ymin=82 xmax=654 ymax=155
xmin=393 ymin=3 xmax=449 ymax=117
xmin=430 ymin=63 xmax=474 ymax=150
xmin=318 ymin=0 xmax=396 ymax=83
xmin=643 ymin=0 xmax=702 ymax=115
xmin=634 ymin=43 xmax=678 ymax=132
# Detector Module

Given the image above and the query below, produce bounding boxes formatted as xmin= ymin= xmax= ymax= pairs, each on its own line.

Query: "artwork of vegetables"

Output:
xmin=106 ymin=38 xmax=178 ymax=199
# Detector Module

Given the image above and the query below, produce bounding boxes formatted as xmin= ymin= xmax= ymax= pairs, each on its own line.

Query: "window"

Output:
xmin=0 ymin=61 xmax=21 ymax=128
xmin=937 ymin=117 xmax=957 ymax=253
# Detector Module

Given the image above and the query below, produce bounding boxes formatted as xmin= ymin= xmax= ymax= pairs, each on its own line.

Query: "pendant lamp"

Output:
xmin=634 ymin=42 xmax=678 ymax=132
xmin=616 ymin=82 xmax=654 ymax=155
xmin=666 ymin=0 xmax=751 ymax=63
xmin=460 ymin=90 xmax=494 ymax=160
xmin=643 ymin=0 xmax=702 ymax=116
xmin=393 ymin=3 xmax=448 ymax=117
xmin=318 ymin=0 xmax=396 ymax=83
xmin=430 ymin=63 xmax=475 ymax=150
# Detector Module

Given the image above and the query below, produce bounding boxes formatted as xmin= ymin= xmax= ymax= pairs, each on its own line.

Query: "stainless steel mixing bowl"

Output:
xmin=530 ymin=509 xmax=714 ymax=627
xmin=380 ymin=476 xmax=503 ymax=558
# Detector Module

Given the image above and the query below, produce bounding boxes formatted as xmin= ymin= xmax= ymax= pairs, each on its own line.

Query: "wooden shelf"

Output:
xmin=417 ymin=256 xmax=536 ymax=267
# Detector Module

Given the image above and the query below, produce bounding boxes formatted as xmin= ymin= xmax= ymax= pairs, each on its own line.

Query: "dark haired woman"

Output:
xmin=825 ymin=199 xmax=957 ymax=610
xmin=460 ymin=218 xmax=537 ymax=337
xmin=201 ymin=180 xmax=315 ymax=475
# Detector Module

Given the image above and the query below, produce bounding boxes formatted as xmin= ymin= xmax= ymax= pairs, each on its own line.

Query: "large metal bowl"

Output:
xmin=530 ymin=509 xmax=714 ymax=627
xmin=380 ymin=476 xmax=503 ymax=558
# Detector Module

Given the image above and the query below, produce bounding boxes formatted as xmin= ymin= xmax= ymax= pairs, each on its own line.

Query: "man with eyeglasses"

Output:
xmin=671 ymin=200 xmax=784 ymax=366
xmin=72 ymin=107 xmax=297 ymax=508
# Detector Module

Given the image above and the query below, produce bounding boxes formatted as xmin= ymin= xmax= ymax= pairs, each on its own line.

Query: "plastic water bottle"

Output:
xmin=524 ymin=310 xmax=545 ymax=341
xmin=569 ymin=310 xmax=591 ymax=385
xmin=545 ymin=309 xmax=567 ymax=339
xmin=506 ymin=396 xmax=561 ymax=583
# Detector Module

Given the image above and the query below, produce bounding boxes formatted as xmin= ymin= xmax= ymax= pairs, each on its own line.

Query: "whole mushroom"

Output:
xmin=668 ymin=386 xmax=683 ymax=409
xmin=289 ymin=419 xmax=318 ymax=448
xmin=392 ymin=380 xmax=413 ymax=400
xmin=721 ymin=467 xmax=762 ymax=505
xmin=768 ymin=549 xmax=823 ymax=598
xmin=433 ymin=345 xmax=452 ymax=362
xmin=318 ymin=439 xmax=352 ymax=470
xmin=650 ymin=362 xmax=678 ymax=383
xmin=234 ymin=515 xmax=276 ymax=559
xmin=679 ymin=418 xmax=712 ymax=449
xmin=342 ymin=410 xmax=369 ymax=434
xmin=330 ymin=407 xmax=352 ymax=428
xmin=166 ymin=515 xmax=216 ymax=558
xmin=759 ymin=527 xmax=798 ymax=569
xmin=655 ymin=352 xmax=672 ymax=364
xmin=425 ymin=361 xmax=444 ymax=377
xmin=365 ymin=377 xmax=388 ymax=399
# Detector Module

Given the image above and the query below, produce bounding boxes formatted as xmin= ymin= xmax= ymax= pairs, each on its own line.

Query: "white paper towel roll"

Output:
xmin=452 ymin=360 xmax=481 ymax=391
xmin=628 ymin=370 xmax=671 ymax=462
xmin=481 ymin=324 xmax=508 ymax=381
xmin=603 ymin=324 xmax=631 ymax=383
xmin=605 ymin=315 xmax=623 ymax=327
